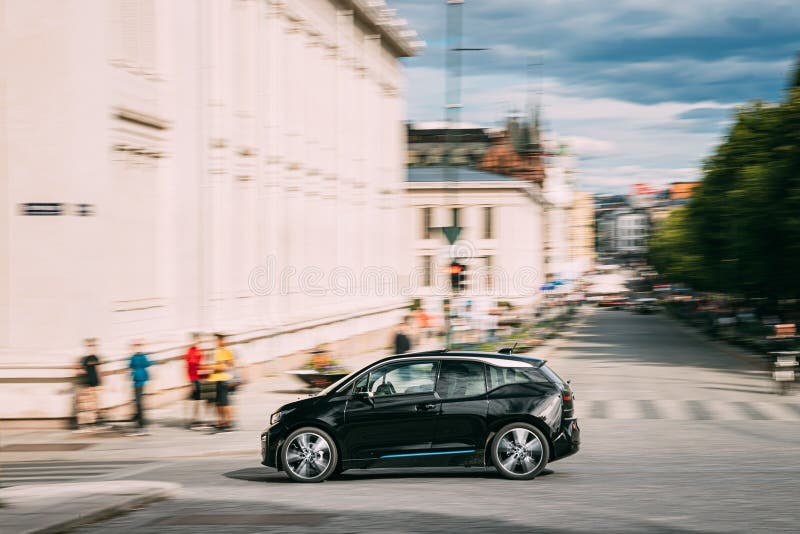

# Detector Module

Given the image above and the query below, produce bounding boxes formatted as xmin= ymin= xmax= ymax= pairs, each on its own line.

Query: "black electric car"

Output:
xmin=261 ymin=350 xmax=579 ymax=482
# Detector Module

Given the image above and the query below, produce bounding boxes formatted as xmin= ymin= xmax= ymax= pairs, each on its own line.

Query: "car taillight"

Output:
xmin=563 ymin=394 xmax=572 ymax=401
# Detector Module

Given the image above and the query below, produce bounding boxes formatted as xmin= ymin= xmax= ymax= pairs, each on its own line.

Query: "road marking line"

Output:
xmin=637 ymin=399 xmax=662 ymax=419
xmin=703 ymin=400 xmax=741 ymax=421
xmin=780 ymin=403 xmax=800 ymax=419
xmin=747 ymin=401 xmax=796 ymax=421
xmin=589 ymin=400 xmax=607 ymax=419
xmin=655 ymin=399 xmax=691 ymax=420
xmin=733 ymin=401 xmax=771 ymax=420
xmin=686 ymin=400 xmax=713 ymax=420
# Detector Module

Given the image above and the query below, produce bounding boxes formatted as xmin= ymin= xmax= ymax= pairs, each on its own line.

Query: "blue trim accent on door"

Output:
xmin=380 ymin=449 xmax=476 ymax=459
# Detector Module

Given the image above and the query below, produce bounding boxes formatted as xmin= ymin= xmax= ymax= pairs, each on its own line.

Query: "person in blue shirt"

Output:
xmin=128 ymin=339 xmax=153 ymax=436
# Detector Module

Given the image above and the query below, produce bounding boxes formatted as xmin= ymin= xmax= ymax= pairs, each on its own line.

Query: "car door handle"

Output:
xmin=415 ymin=403 xmax=436 ymax=412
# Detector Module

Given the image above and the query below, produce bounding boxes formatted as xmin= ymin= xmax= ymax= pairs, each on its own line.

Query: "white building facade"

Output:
xmin=597 ymin=208 xmax=649 ymax=256
xmin=0 ymin=0 xmax=419 ymax=422
xmin=406 ymin=167 xmax=548 ymax=315
xmin=614 ymin=211 xmax=649 ymax=254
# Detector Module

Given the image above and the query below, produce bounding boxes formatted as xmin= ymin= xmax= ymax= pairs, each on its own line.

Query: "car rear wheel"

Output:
xmin=282 ymin=427 xmax=338 ymax=483
xmin=491 ymin=423 xmax=549 ymax=480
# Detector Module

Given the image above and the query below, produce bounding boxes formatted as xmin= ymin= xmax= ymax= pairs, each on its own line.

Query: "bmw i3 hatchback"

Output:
xmin=261 ymin=350 xmax=579 ymax=482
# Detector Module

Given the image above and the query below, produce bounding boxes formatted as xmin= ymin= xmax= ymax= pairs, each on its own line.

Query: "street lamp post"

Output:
xmin=442 ymin=0 xmax=487 ymax=348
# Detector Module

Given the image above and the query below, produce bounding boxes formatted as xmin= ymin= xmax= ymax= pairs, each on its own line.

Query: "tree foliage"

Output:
xmin=650 ymin=56 xmax=800 ymax=304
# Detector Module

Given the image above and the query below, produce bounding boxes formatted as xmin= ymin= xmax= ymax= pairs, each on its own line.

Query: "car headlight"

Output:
xmin=270 ymin=411 xmax=284 ymax=425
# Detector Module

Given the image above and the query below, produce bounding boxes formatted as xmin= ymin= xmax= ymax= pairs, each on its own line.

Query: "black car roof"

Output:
xmin=371 ymin=349 xmax=546 ymax=368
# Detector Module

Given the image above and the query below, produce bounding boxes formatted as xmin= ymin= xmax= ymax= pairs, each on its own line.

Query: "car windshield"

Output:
xmin=318 ymin=371 xmax=355 ymax=396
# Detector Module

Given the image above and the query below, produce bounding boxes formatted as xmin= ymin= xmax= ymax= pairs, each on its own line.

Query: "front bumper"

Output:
xmin=260 ymin=423 xmax=287 ymax=468
xmin=551 ymin=418 xmax=580 ymax=460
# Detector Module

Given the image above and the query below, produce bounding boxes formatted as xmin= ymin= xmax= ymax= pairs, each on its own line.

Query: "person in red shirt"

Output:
xmin=185 ymin=332 xmax=205 ymax=428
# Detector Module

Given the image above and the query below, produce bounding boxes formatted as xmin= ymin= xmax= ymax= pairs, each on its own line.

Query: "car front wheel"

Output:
xmin=491 ymin=423 xmax=549 ymax=480
xmin=282 ymin=427 xmax=338 ymax=483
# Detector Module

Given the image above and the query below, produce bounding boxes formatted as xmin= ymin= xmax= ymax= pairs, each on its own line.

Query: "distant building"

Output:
xmin=615 ymin=210 xmax=650 ymax=255
xmin=478 ymin=114 xmax=546 ymax=183
xmin=669 ymin=182 xmax=700 ymax=200
xmin=569 ymin=192 xmax=596 ymax=272
xmin=405 ymin=167 xmax=547 ymax=312
xmin=406 ymin=123 xmax=492 ymax=167
xmin=407 ymin=109 xmax=584 ymax=282
xmin=598 ymin=208 xmax=649 ymax=256
xmin=594 ymin=194 xmax=628 ymax=254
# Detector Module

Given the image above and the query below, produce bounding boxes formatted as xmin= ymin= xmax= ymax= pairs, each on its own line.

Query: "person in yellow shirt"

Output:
xmin=206 ymin=333 xmax=235 ymax=431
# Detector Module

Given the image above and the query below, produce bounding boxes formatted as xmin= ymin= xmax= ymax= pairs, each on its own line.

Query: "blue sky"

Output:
xmin=390 ymin=0 xmax=800 ymax=193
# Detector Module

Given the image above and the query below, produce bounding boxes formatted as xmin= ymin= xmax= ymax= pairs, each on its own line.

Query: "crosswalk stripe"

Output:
xmin=703 ymin=400 xmax=742 ymax=421
xmin=733 ymin=401 xmax=771 ymax=420
xmin=0 ymin=460 xmax=153 ymax=487
xmin=654 ymin=399 xmax=690 ymax=420
xmin=751 ymin=402 xmax=797 ymax=420
xmin=590 ymin=400 xmax=607 ymax=419
xmin=612 ymin=400 xmax=641 ymax=419
xmin=686 ymin=400 xmax=713 ymax=420
xmin=579 ymin=399 xmax=800 ymax=421
xmin=778 ymin=403 xmax=800 ymax=419
xmin=638 ymin=399 xmax=661 ymax=419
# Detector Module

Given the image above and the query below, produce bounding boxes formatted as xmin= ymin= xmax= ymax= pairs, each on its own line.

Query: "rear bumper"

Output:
xmin=551 ymin=418 xmax=580 ymax=460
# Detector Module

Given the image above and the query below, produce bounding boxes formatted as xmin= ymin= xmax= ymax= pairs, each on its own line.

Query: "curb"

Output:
xmin=0 ymin=481 xmax=179 ymax=534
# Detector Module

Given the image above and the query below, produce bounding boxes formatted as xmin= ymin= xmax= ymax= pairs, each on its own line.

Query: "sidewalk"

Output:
xmin=0 ymin=480 xmax=179 ymax=534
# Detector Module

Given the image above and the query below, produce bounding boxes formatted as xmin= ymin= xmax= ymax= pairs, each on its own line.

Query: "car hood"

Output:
xmin=277 ymin=395 xmax=322 ymax=413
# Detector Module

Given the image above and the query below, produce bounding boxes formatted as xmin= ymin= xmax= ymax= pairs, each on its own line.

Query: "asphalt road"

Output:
xmin=75 ymin=309 xmax=800 ymax=533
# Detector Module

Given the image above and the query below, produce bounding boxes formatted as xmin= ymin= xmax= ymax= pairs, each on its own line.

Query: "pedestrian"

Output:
xmin=414 ymin=308 xmax=432 ymax=340
xmin=128 ymin=339 xmax=153 ymax=436
xmin=75 ymin=338 xmax=104 ymax=432
xmin=394 ymin=316 xmax=412 ymax=354
xmin=184 ymin=332 xmax=206 ymax=429
xmin=206 ymin=333 xmax=235 ymax=431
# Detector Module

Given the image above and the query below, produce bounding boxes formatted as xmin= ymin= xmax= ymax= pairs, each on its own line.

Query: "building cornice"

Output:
xmin=336 ymin=0 xmax=423 ymax=57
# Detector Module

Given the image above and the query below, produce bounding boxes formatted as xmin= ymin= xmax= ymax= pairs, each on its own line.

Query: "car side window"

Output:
xmin=486 ymin=365 xmax=550 ymax=390
xmin=368 ymin=361 xmax=438 ymax=396
xmin=436 ymin=360 xmax=487 ymax=399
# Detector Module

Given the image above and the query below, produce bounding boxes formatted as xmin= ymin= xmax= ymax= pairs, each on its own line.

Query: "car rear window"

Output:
xmin=539 ymin=364 xmax=566 ymax=387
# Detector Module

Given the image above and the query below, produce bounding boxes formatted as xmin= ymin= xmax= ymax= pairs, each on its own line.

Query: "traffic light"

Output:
xmin=449 ymin=261 xmax=467 ymax=292
xmin=449 ymin=261 xmax=462 ymax=292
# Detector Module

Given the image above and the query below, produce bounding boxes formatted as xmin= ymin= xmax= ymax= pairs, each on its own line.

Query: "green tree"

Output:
xmin=650 ymin=54 xmax=800 ymax=307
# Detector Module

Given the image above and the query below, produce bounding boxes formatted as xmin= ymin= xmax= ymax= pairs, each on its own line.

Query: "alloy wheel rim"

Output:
xmin=497 ymin=428 xmax=543 ymax=475
xmin=286 ymin=432 xmax=331 ymax=479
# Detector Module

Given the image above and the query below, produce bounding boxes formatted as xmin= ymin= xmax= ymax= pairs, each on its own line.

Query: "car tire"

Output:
xmin=491 ymin=422 xmax=549 ymax=480
xmin=281 ymin=427 xmax=338 ymax=483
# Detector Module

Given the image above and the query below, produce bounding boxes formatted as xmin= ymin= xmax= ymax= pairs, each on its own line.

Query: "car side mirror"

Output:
xmin=354 ymin=390 xmax=374 ymax=406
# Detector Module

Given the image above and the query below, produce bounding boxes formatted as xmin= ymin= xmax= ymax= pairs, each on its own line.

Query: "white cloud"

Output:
xmin=556 ymin=135 xmax=617 ymax=157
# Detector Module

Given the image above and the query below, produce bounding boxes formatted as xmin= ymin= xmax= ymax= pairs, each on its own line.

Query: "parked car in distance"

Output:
xmin=633 ymin=298 xmax=658 ymax=314
xmin=598 ymin=296 xmax=630 ymax=309
xmin=261 ymin=350 xmax=579 ymax=482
